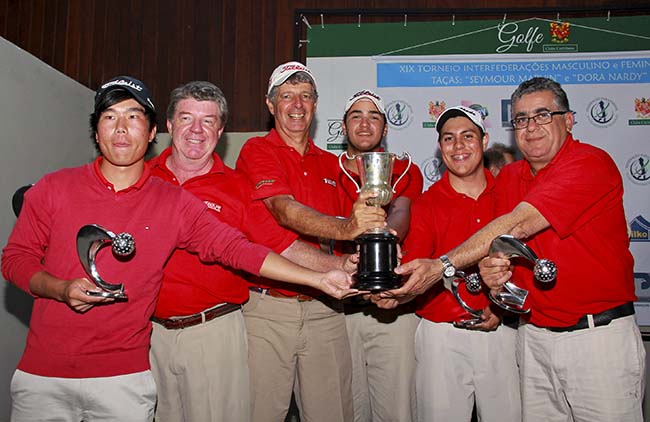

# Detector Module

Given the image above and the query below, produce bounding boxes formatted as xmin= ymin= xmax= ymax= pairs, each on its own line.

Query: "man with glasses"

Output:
xmin=379 ymin=77 xmax=643 ymax=421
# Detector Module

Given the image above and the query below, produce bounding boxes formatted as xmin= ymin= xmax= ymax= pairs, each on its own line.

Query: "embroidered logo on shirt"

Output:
xmin=323 ymin=178 xmax=337 ymax=187
xmin=204 ymin=201 xmax=222 ymax=213
xmin=255 ymin=179 xmax=275 ymax=190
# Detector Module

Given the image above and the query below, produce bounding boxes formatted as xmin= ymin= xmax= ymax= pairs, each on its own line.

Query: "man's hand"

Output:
xmin=341 ymin=191 xmax=386 ymax=239
xmin=317 ymin=270 xmax=364 ymax=300
xmin=478 ymin=253 xmax=512 ymax=289
xmin=341 ymin=253 xmax=359 ymax=274
xmin=369 ymin=292 xmax=417 ymax=309
xmin=63 ymin=278 xmax=114 ymax=313
xmin=466 ymin=305 xmax=501 ymax=332
xmin=378 ymin=258 xmax=443 ymax=299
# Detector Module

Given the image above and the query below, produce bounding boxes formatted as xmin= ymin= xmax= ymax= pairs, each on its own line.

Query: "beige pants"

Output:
xmin=150 ymin=310 xmax=249 ymax=422
xmin=345 ymin=306 xmax=419 ymax=422
xmin=519 ymin=315 xmax=645 ymax=422
xmin=10 ymin=369 xmax=156 ymax=422
xmin=244 ymin=290 xmax=354 ymax=422
xmin=415 ymin=319 xmax=521 ymax=422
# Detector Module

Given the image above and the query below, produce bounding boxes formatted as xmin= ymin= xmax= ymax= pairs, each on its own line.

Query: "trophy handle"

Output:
xmin=338 ymin=151 xmax=361 ymax=193
xmin=391 ymin=152 xmax=412 ymax=193
xmin=488 ymin=282 xmax=530 ymax=314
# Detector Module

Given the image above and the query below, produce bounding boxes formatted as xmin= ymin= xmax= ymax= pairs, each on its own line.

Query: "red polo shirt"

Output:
xmin=495 ymin=134 xmax=636 ymax=327
xmin=150 ymin=147 xmax=251 ymax=317
xmin=336 ymin=149 xmax=424 ymax=215
xmin=236 ymin=129 xmax=342 ymax=296
xmin=403 ymin=170 xmax=495 ymax=323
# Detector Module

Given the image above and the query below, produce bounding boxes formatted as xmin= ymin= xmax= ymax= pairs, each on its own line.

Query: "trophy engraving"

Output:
xmin=339 ymin=151 xmax=411 ymax=291
xmin=487 ymin=235 xmax=557 ymax=314
xmin=76 ymin=224 xmax=135 ymax=299
xmin=443 ymin=270 xmax=485 ymax=328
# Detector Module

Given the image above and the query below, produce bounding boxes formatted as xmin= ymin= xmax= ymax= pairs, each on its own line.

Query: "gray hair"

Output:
xmin=510 ymin=77 xmax=570 ymax=113
xmin=267 ymin=72 xmax=318 ymax=104
xmin=167 ymin=81 xmax=228 ymax=127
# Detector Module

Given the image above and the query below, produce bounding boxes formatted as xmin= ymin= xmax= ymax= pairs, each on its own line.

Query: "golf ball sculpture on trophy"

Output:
xmin=76 ymin=224 xmax=136 ymax=300
xmin=339 ymin=151 xmax=411 ymax=291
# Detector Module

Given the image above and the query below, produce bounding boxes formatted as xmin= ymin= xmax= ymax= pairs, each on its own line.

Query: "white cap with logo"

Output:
xmin=267 ymin=61 xmax=317 ymax=96
xmin=343 ymin=90 xmax=386 ymax=116
xmin=435 ymin=105 xmax=486 ymax=133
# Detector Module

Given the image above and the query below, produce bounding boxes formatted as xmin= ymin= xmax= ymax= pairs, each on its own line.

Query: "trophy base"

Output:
xmin=86 ymin=290 xmax=127 ymax=300
xmin=453 ymin=318 xmax=484 ymax=329
xmin=353 ymin=273 xmax=403 ymax=292
xmin=355 ymin=232 xmax=402 ymax=292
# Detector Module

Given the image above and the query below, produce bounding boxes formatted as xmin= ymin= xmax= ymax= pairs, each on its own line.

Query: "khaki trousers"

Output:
xmin=150 ymin=310 xmax=249 ymax=422
xmin=244 ymin=290 xmax=354 ymax=422
xmin=415 ymin=319 xmax=521 ymax=422
xmin=519 ymin=316 xmax=645 ymax=422
xmin=10 ymin=369 xmax=156 ymax=422
xmin=345 ymin=306 xmax=418 ymax=422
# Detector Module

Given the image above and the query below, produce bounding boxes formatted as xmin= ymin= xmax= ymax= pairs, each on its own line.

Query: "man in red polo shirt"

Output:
xmin=148 ymin=81 xmax=258 ymax=422
xmin=236 ymin=62 xmax=385 ymax=422
xmin=384 ymin=77 xmax=643 ymax=422
xmin=403 ymin=105 xmax=519 ymax=422
xmin=337 ymin=90 xmax=423 ymax=422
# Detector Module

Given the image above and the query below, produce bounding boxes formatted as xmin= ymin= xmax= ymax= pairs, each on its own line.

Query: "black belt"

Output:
xmin=544 ymin=302 xmax=635 ymax=332
xmin=152 ymin=303 xmax=241 ymax=330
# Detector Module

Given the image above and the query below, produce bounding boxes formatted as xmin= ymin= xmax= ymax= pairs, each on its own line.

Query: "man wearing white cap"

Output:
xmin=401 ymin=105 xmax=520 ymax=422
xmin=337 ymin=90 xmax=423 ymax=422
xmin=237 ymin=62 xmax=385 ymax=422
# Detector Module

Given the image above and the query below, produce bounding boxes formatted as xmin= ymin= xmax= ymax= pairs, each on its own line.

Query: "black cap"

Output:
xmin=94 ymin=76 xmax=155 ymax=113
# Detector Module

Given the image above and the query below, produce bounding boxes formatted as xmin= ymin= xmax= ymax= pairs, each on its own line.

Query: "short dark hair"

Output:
xmin=167 ymin=81 xmax=228 ymax=127
xmin=89 ymin=89 xmax=157 ymax=153
xmin=484 ymin=142 xmax=516 ymax=169
xmin=267 ymin=72 xmax=318 ymax=104
xmin=510 ymin=77 xmax=570 ymax=113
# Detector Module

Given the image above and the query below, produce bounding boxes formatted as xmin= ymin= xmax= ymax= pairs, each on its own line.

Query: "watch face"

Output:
xmin=444 ymin=266 xmax=456 ymax=278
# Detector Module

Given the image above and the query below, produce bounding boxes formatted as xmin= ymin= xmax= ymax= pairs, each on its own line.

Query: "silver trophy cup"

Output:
xmin=443 ymin=270 xmax=485 ymax=328
xmin=76 ymin=224 xmax=135 ymax=299
xmin=487 ymin=235 xmax=557 ymax=314
xmin=339 ymin=151 xmax=411 ymax=291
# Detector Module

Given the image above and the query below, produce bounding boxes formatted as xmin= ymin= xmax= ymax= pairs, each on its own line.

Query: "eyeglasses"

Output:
xmin=510 ymin=111 xmax=569 ymax=129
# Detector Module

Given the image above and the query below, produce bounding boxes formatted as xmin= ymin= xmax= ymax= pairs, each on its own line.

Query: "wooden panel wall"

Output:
xmin=0 ymin=0 xmax=647 ymax=131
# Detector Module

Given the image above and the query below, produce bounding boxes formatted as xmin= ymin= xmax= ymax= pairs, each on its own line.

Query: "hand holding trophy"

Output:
xmin=76 ymin=224 xmax=135 ymax=299
xmin=487 ymin=235 xmax=557 ymax=314
xmin=339 ymin=151 xmax=411 ymax=291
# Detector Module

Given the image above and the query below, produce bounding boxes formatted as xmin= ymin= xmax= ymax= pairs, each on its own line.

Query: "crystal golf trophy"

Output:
xmin=76 ymin=224 xmax=135 ymax=299
xmin=487 ymin=235 xmax=557 ymax=314
xmin=339 ymin=151 xmax=411 ymax=291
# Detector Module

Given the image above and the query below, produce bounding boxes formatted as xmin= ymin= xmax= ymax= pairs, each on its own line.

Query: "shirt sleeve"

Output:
xmin=236 ymin=138 xmax=293 ymax=201
xmin=395 ymin=163 xmax=424 ymax=202
xmin=2 ymin=177 xmax=55 ymax=293
xmin=524 ymin=148 xmax=622 ymax=240
xmin=174 ymin=189 xmax=271 ymax=276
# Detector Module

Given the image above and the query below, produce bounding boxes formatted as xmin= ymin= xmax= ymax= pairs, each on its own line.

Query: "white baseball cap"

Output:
xmin=343 ymin=90 xmax=386 ymax=116
xmin=267 ymin=61 xmax=317 ymax=96
xmin=435 ymin=105 xmax=486 ymax=133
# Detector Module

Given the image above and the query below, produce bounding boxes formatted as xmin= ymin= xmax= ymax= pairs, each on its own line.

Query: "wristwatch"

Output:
xmin=440 ymin=255 xmax=456 ymax=278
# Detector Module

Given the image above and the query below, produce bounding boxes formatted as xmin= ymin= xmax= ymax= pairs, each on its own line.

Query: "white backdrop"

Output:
xmin=308 ymin=50 xmax=650 ymax=324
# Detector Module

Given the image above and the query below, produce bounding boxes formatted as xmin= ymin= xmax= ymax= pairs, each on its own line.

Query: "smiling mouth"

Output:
xmin=187 ymin=138 xmax=204 ymax=144
xmin=288 ymin=113 xmax=305 ymax=119
xmin=450 ymin=153 xmax=470 ymax=161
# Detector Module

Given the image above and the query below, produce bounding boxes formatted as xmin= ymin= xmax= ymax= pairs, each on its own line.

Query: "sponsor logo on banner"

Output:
xmin=326 ymin=119 xmax=346 ymax=150
xmin=422 ymin=156 xmax=443 ymax=184
xmin=630 ymin=215 xmax=650 ymax=242
xmin=635 ymin=273 xmax=650 ymax=300
xmin=386 ymin=100 xmax=413 ymax=130
xmin=626 ymin=154 xmax=650 ymax=185
xmin=587 ymin=97 xmax=618 ymax=127
xmin=422 ymin=100 xmax=446 ymax=129
xmin=550 ymin=21 xmax=570 ymax=43
xmin=629 ymin=97 xmax=650 ymax=126
xmin=464 ymin=102 xmax=489 ymax=123
xmin=501 ymin=99 xmax=513 ymax=128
